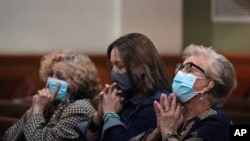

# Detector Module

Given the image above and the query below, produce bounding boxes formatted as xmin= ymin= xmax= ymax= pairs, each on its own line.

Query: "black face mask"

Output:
xmin=111 ymin=70 xmax=140 ymax=98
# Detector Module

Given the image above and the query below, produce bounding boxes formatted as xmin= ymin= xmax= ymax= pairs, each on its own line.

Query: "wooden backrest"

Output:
xmin=0 ymin=54 xmax=250 ymax=99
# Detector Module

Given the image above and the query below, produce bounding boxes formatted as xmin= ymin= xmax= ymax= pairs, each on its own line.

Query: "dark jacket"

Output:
xmin=75 ymin=89 xmax=170 ymax=141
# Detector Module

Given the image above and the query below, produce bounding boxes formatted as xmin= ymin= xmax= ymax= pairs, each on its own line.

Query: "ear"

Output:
xmin=204 ymin=80 xmax=214 ymax=92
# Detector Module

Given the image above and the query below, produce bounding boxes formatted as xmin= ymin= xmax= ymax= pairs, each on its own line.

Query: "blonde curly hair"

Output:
xmin=39 ymin=49 xmax=102 ymax=100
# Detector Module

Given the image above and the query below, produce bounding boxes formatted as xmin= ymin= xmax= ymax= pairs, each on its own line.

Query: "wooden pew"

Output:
xmin=0 ymin=99 xmax=30 ymax=139
xmin=223 ymin=97 xmax=250 ymax=125
xmin=1 ymin=54 xmax=250 ymax=98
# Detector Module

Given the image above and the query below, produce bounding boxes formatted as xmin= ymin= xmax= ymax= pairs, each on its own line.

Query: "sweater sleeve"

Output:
xmin=101 ymin=104 xmax=157 ymax=141
xmin=23 ymin=99 xmax=95 ymax=141
xmin=3 ymin=114 xmax=27 ymax=141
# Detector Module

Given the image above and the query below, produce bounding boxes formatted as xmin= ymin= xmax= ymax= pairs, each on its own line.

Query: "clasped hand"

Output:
xmin=94 ymin=83 xmax=123 ymax=123
xmin=154 ymin=93 xmax=184 ymax=136
xmin=26 ymin=84 xmax=60 ymax=118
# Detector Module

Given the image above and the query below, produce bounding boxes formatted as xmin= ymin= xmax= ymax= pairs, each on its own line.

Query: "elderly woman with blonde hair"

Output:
xmin=131 ymin=44 xmax=237 ymax=141
xmin=4 ymin=49 xmax=102 ymax=141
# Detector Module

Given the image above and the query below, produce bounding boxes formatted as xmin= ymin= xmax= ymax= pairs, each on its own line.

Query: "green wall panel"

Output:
xmin=213 ymin=24 xmax=250 ymax=53
xmin=184 ymin=0 xmax=250 ymax=53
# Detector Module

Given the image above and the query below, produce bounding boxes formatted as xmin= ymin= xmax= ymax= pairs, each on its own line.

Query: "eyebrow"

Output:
xmin=110 ymin=60 xmax=123 ymax=65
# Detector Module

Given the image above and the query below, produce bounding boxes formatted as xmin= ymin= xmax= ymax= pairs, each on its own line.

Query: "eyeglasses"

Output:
xmin=175 ymin=62 xmax=206 ymax=74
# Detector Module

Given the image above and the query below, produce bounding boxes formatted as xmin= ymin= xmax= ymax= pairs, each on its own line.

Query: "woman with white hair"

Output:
xmin=130 ymin=44 xmax=237 ymax=141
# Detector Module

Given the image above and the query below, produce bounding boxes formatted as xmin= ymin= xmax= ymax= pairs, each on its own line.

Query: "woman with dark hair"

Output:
xmin=75 ymin=33 xmax=172 ymax=141
xmin=4 ymin=49 xmax=102 ymax=141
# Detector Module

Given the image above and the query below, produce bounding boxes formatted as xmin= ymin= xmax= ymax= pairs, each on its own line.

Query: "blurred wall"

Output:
xmin=0 ymin=0 xmax=182 ymax=55
xmin=184 ymin=0 xmax=250 ymax=53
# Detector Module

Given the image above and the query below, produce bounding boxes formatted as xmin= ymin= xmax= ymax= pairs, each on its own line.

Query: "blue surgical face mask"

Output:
xmin=111 ymin=70 xmax=139 ymax=97
xmin=172 ymin=71 xmax=204 ymax=102
xmin=46 ymin=77 xmax=69 ymax=101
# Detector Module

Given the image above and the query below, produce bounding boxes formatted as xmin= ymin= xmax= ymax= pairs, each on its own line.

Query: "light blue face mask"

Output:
xmin=46 ymin=77 xmax=69 ymax=101
xmin=172 ymin=71 xmax=204 ymax=102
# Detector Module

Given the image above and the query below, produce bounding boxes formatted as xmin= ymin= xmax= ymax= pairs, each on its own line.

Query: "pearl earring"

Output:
xmin=200 ymin=94 xmax=203 ymax=101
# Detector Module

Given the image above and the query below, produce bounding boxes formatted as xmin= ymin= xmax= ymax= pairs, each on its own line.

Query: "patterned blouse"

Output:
xmin=3 ymin=99 xmax=95 ymax=141
xmin=130 ymin=106 xmax=231 ymax=141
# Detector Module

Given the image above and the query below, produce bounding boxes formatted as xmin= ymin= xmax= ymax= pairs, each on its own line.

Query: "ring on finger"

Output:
xmin=164 ymin=106 xmax=170 ymax=112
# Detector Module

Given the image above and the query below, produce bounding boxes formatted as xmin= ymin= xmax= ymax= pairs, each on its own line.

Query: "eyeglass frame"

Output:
xmin=175 ymin=62 xmax=206 ymax=75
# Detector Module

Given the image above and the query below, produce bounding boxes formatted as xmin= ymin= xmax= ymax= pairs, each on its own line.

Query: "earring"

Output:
xmin=200 ymin=93 xmax=203 ymax=101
